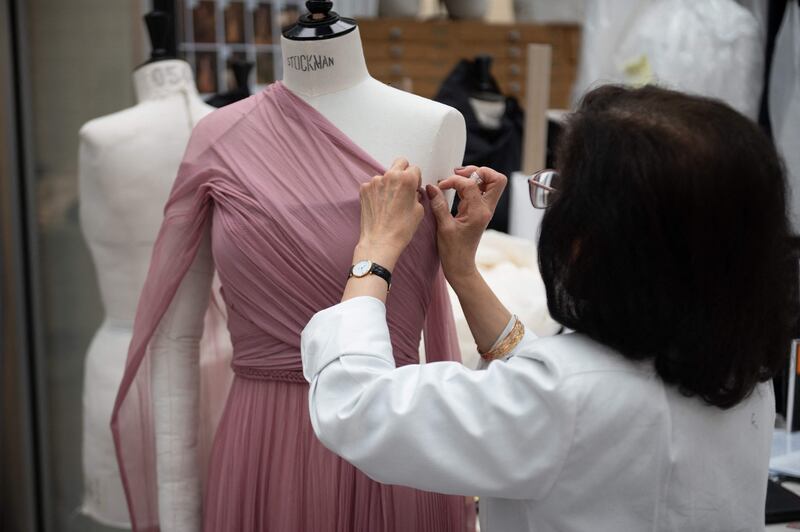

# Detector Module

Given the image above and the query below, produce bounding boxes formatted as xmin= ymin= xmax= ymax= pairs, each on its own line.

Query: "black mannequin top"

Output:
xmin=283 ymin=0 xmax=357 ymax=41
xmin=142 ymin=10 xmax=175 ymax=65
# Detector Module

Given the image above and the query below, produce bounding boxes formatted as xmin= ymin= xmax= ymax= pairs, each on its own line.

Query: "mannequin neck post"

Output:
xmin=280 ymin=27 xmax=371 ymax=98
xmin=133 ymin=59 xmax=199 ymax=103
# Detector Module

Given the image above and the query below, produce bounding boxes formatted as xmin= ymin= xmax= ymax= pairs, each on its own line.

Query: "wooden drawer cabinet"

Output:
xmin=359 ymin=19 xmax=581 ymax=109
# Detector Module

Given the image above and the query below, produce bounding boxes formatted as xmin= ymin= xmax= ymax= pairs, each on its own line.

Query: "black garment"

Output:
xmin=434 ymin=59 xmax=524 ymax=233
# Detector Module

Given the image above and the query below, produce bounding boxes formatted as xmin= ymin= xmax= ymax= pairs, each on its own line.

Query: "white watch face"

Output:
xmin=352 ymin=260 xmax=372 ymax=277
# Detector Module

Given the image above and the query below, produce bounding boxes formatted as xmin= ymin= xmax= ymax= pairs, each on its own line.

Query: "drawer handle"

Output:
xmin=389 ymin=27 xmax=403 ymax=39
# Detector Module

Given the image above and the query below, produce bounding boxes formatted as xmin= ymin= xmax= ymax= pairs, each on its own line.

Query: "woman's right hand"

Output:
xmin=426 ymin=166 xmax=508 ymax=287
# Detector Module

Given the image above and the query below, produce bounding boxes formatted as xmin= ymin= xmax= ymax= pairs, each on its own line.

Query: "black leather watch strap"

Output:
xmin=369 ymin=263 xmax=392 ymax=290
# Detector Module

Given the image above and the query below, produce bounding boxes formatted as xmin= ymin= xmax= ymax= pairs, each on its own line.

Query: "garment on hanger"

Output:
xmin=111 ymin=81 xmax=470 ymax=531
xmin=435 ymin=59 xmax=524 ymax=233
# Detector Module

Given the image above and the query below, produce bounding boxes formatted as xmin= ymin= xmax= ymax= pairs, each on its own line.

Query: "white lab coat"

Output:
xmin=301 ymin=296 xmax=774 ymax=532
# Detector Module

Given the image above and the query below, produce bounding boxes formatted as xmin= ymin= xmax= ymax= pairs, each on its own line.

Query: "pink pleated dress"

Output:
xmin=111 ymin=82 xmax=473 ymax=531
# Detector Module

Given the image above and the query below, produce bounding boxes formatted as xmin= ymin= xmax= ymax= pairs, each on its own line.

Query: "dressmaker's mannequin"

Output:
xmin=147 ymin=6 xmax=466 ymax=530
xmin=281 ymin=28 xmax=465 ymax=187
xmin=78 ymin=57 xmax=214 ymax=527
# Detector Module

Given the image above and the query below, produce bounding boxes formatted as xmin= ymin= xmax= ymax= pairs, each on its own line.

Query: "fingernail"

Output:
xmin=453 ymin=167 xmax=464 ymax=172
xmin=426 ymin=184 xmax=436 ymax=199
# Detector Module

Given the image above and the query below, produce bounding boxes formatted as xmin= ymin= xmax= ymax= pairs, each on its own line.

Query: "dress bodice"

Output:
xmin=204 ymin=84 xmax=443 ymax=373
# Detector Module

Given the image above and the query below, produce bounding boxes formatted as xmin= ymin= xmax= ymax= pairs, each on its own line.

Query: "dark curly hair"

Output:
xmin=538 ymin=84 xmax=794 ymax=408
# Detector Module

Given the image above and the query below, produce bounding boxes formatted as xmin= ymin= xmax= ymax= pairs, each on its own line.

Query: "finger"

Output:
xmin=452 ymin=165 xmax=479 ymax=178
xmin=476 ymin=167 xmax=508 ymax=208
xmin=437 ymin=175 xmax=459 ymax=188
xmin=407 ymin=165 xmax=422 ymax=188
xmin=437 ymin=175 xmax=482 ymax=202
xmin=390 ymin=157 xmax=409 ymax=171
xmin=426 ymin=185 xmax=454 ymax=227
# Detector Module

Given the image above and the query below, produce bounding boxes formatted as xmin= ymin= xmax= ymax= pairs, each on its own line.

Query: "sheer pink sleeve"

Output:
xmin=110 ymin=125 xmax=231 ymax=531
xmin=422 ymin=268 xmax=461 ymax=364
xmin=198 ymin=278 xmax=233 ymax=493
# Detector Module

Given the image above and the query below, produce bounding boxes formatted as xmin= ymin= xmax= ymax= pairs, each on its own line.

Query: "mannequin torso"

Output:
xmin=80 ymin=60 xmax=212 ymax=319
xmin=78 ymin=59 xmax=213 ymax=528
xmin=281 ymin=28 xmax=466 ymax=190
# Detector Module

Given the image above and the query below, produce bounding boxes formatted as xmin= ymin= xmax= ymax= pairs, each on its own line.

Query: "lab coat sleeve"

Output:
xmin=300 ymin=296 xmax=576 ymax=501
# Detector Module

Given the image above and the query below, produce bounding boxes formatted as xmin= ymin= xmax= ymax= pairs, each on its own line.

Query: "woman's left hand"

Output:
xmin=355 ymin=157 xmax=425 ymax=271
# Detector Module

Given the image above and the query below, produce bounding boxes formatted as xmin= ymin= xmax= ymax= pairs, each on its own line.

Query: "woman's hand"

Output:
xmin=426 ymin=166 xmax=508 ymax=287
xmin=355 ymin=157 xmax=425 ymax=271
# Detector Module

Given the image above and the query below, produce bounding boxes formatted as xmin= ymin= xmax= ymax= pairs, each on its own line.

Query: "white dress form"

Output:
xmin=149 ymin=27 xmax=466 ymax=532
xmin=280 ymin=27 xmax=466 ymax=189
xmin=78 ymin=59 xmax=214 ymax=528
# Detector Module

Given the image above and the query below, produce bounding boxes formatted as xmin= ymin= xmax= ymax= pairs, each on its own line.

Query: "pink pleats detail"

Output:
xmin=204 ymin=377 xmax=466 ymax=532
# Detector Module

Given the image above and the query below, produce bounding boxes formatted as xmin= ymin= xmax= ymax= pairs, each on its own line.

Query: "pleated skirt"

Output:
xmin=203 ymin=376 xmax=472 ymax=531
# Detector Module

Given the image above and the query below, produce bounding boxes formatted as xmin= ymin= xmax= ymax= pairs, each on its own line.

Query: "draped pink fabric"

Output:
xmin=198 ymin=280 xmax=234 ymax=493
xmin=111 ymin=81 xmax=472 ymax=531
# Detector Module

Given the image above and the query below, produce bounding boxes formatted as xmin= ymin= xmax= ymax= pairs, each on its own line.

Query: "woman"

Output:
xmin=300 ymin=85 xmax=793 ymax=531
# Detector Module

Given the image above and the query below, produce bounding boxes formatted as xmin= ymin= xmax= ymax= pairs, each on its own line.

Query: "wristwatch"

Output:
xmin=348 ymin=260 xmax=392 ymax=291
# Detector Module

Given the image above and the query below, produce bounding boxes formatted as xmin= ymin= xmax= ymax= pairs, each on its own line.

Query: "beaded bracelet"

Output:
xmin=479 ymin=316 xmax=525 ymax=361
